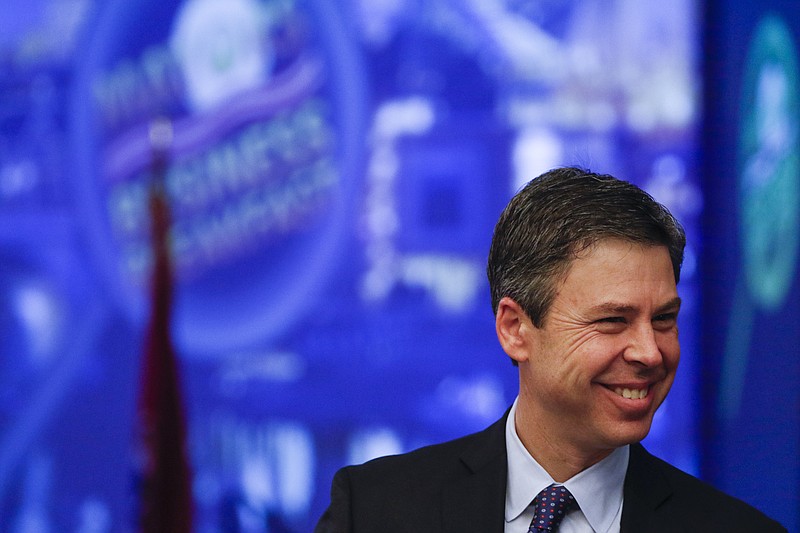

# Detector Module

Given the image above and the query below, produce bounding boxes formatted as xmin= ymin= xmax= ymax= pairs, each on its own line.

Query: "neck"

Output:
xmin=514 ymin=399 xmax=613 ymax=482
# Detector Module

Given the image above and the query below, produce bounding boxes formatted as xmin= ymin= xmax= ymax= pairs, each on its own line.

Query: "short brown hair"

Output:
xmin=487 ymin=167 xmax=686 ymax=327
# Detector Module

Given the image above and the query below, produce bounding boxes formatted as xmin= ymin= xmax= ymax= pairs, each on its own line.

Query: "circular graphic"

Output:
xmin=738 ymin=14 xmax=800 ymax=310
xmin=71 ymin=0 xmax=365 ymax=356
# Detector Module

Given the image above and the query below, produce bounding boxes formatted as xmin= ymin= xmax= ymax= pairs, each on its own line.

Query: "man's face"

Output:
xmin=517 ymin=239 xmax=681 ymax=456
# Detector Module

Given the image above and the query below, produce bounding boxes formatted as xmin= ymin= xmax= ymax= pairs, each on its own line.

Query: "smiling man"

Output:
xmin=316 ymin=167 xmax=786 ymax=532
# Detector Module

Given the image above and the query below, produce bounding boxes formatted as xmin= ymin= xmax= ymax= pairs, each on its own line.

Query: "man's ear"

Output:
xmin=495 ymin=297 xmax=533 ymax=364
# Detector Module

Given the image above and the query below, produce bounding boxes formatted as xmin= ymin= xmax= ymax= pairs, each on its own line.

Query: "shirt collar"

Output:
xmin=505 ymin=397 xmax=629 ymax=533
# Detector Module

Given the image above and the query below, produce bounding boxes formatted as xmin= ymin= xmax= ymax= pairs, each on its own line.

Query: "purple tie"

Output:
xmin=527 ymin=484 xmax=577 ymax=532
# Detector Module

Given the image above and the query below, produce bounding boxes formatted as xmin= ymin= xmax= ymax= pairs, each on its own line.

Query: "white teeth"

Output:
xmin=613 ymin=387 xmax=648 ymax=400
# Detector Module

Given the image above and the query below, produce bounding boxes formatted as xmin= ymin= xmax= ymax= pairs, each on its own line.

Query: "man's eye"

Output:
xmin=595 ymin=317 xmax=626 ymax=332
xmin=653 ymin=313 xmax=678 ymax=327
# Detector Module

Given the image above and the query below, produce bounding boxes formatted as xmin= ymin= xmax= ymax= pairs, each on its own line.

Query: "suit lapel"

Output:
xmin=435 ymin=416 xmax=680 ymax=532
xmin=620 ymin=443 xmax=673 ymax=532
xmin=442 ymin=414 xmax=508 ymax=533
xmin=437 ymin=419 xmax=675 ymax=532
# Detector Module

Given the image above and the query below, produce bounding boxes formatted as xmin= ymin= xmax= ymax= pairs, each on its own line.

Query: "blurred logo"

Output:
xmin=171 ymin=0 xmax=274 ymax=113
xmin=72 ymin=0 xmax=363 ymax=355
xmin=739 ymin=14 xmax=800 ymax=310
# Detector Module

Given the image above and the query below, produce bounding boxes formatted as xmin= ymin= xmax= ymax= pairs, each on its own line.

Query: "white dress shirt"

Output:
xmin=504 ymin=398 xmax=628 ymax=533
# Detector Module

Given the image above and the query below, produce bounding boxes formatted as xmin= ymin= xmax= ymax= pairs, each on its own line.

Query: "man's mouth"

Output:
xmin=611 ymin=386 xmax=649 ymax=400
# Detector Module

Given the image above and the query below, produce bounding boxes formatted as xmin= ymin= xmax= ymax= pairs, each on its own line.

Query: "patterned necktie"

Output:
xmin=527 ymin=484 xmax=577 ymax=532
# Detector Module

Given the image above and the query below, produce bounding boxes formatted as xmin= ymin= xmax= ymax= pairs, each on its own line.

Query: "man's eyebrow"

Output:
xmin=656 ymin=297 xmax=682 ymax=314
xmin=589 ymin=297 xmax=682 ymax=315
xmin=589 ymin=302 xmax=637 ymax=315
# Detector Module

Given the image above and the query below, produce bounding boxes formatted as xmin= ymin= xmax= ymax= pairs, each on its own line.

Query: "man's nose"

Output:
xmin=623 ymin=323 xmax=663 ymax=367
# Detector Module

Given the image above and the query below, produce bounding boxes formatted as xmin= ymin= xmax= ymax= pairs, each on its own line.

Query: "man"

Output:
xmin=315 ymin=167 xmax=786 ymax=532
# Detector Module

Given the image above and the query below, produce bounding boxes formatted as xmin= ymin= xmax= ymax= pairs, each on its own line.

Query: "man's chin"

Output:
xmin=604 ymin=419 xmax=655 ymax=447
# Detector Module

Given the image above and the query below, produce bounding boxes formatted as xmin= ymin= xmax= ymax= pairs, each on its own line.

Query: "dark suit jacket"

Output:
xmin=315 ymin=413 xmax=786 ymax=532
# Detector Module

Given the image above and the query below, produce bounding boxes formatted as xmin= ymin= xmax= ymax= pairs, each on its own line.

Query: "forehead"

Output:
xmin=555 ymin=240 xmax=677 ymax=305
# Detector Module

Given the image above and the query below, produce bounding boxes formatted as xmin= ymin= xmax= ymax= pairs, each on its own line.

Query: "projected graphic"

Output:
xmin=704 ymin=7 xmax=800 ymax=528
xmin=73 ymin=0 xmax=364 ymax=355
xmin=0 ymin=0 xmax=701 ymax=530
xmin=719 ymin=13 xmax=800 ymax=421
xmin=739 ymin=15 xmax=800 ymax=311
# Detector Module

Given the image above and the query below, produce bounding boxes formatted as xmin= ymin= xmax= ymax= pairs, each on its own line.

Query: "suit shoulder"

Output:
xmin=632 ymin=445 xmax=786 ymax=532
xmin=317 ymin=419 xmax=506 ymax=531
xmin=343 ymin=422 xmax=501 ymax=486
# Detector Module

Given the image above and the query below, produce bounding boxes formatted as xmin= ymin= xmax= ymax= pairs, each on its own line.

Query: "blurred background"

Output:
xmin=0 ymin=0 xmax=797 ymax=531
